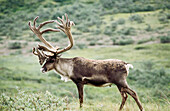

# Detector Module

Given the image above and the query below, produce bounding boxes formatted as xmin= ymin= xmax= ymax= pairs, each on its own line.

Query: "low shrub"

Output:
xmin=158 ymin=15 xmax=169 ymax=24
xmin=0 ymin=37 xmax=3 ymax=41
xmin=129 ymin=14 xmax=144 ymax=23
xmin=76 ymin=43 xmax=87 ymax=49
xmin=166 ymin=13 xmax=170 ymax=19
xmin=115 ymin=38 xmax=134 ymax=45
xmin=112 ymin=38 xmax=116 ymax=45
xmin=111 ymin=22 xmax=117 ymax=31
xmin=104 ymin=26 xmax=112 ymax=36
xmin=8 ymin=42 xmax=22 ymax=49
xmin=134 ymin=46 xmax=149 ymax=50
xmin=145 ymin=24 xmax=152 ymax=31
xmin=116 ymin=18 xmax=125 ymax=25
xmin=97 ymin=41 xmax=103 ymax=45
xmin=137 ymin=37 xmax=154 ymax=44
xmin=118 ymin=27 xmax=135 ymax=35
xmin=76 ymin=25 xmax=90 ymax=32
xmin=94 ymin=29 xmax=101 ymax=35
xmin=89 ymin=41 xmax=96 ymax=46
xmin=160 ymin=35 xmax=170 ymax=43
xmin=0 ymin=90 xmax=69 ymax=110
xmin=104 ymin=23 xmax=117 ymax=36
xmin=86 ymin=37 xmax=94 ymax=41
xmin=10 ymin=50 xmax=22 ymax=55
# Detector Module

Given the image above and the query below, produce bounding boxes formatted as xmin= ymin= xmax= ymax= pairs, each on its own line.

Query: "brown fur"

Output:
xmin=41 ymin=56 xmax=143 ymax=111
xmin=71 ymin=57 xmax=127 ymax=86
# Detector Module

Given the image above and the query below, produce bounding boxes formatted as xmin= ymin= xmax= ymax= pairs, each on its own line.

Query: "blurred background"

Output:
xmin=0 ymin=0 xmax=170 ymax=110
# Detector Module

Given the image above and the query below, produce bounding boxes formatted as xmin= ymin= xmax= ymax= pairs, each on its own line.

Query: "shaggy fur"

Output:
xmin=41 ymin=56 xmax=143 ymax=111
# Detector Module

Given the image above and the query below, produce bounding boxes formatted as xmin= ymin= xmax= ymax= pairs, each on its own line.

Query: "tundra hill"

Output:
xmin=0 ymin=0 xmax=170 ymax=55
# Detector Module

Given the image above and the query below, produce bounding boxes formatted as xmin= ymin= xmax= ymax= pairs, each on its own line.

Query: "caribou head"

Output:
xmin=28 ymin=13 xmax=75 ymax=73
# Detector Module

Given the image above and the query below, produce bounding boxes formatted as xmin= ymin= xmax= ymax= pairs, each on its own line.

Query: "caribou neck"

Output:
xmin=54 ymin=57 xmax=74 ymax=77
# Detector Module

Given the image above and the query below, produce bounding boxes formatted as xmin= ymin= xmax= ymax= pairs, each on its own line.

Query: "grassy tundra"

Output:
xmin=0 ymin=0 xmax=170 ymax=110
xmin=0 ymin=44 xmax=169 ymax=110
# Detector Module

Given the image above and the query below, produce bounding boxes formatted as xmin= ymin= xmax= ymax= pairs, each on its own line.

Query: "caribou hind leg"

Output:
xmin=116 ymin=77 xmax=143 ymax=111
xmin=123 ymin=87 xmax=143 ymax=111
xmin=117 ymin=86 xmax=128 ymax=110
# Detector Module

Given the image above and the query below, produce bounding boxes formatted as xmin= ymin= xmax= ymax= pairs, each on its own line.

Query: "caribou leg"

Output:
xmin=76 ymin=83 xmax=84 ymax=108
xmin=123 ymin=87 xmax=143 ymax=111
xmin=117 ymin=86 xmax=128 ymax=110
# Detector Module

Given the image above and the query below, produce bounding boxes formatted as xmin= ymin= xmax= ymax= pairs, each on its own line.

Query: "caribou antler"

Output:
xmin=32 ymin=47 xmax=46 ymax=65
xmin=28 ymin=16 xmax=60 ymax=54
xmin=29 ymin=13 xmax=75 ymax=65
xmin=29 ymin=13 xmax=75 ymax=56
xmin=54 ymin=13 xmax=75 ymax=54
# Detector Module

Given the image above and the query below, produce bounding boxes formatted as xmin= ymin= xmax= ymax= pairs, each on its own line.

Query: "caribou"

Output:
xmin=28 ymin=13 xmax=143 ymax=111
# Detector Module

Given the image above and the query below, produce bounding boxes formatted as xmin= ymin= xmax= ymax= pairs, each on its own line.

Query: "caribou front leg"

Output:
xmin=76 ymin=83 xmax=84 ymax=108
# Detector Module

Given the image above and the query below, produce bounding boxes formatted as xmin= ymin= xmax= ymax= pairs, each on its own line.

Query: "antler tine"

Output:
xmin=41 ymin=28 xmax=60 ymax=34
xmin=38 ymin=44 xmax=58 ymax=53
xmin=65 ymin=13 xmax=69 ymax=27
xmin=55 ymin=19 xmax=64 ymax=28
xmin=41 ymin=49 xmax=54 ymax=57
xmin=54 ymin=13 xmax=74 ymax=54
xmin=41 ymin=50 xmax=47 ymax=57
xmin=58 ymin=16 xmax=65 ymax=25
xmin=62 ymin=15 xmax=65 ymax=20
xmin=56 ymin=25 xmax=65 ymax=32
xmin=32 ymin=47 xmax=47 ymax=65
xmin=28 ymin=21 xmax=33 ymax=32
xmin=38 ymin=20 xmax=55 ymax=30
xmin=33 ymin=47 xmax=43 ymax=56
xmin=32 ymin=47 xmax=38 ymax=55
xmin=36 ymin=47 xmax=42 ymax=55
xmin=33 ymin=16 xmax=39 ymax=27
xmin=70 ymin=21 xmax=75 ymax=27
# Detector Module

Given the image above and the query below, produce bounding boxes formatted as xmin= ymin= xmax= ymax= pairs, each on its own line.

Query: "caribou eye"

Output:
xmin=49 ymin=59 xmax=55 ymax=63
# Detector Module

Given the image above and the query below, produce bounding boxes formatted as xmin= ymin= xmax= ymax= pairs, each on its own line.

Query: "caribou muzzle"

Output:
xmin=40 ymin=67 xmax=47 ymax=73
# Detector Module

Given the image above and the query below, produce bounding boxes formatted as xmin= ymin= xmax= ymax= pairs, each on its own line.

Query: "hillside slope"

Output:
xmin=0 ymin=0 xmax=170 ymax=55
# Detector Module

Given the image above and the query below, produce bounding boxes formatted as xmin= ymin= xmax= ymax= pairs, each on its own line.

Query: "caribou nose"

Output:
xmin=40 ymin=67 xmax=47 ymax=73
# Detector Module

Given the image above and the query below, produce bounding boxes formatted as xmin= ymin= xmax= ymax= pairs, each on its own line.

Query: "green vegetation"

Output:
xmin=137 ymin=37 xmax=155 ymax=44
xmin=0 ymin=44 xmax=170 ymax=110
xmin=129 ymin=14 xmax=144 ymax=23
xmin=160 ymin=35 xmax=170 ymax=43
xmin=114 ymin=38 xmax=134 ymax=45
xmin=0 ymin=0 xmax=170 ymax=46
xmin=0 ymin=0 xmax=170 ymax=110
xmin=0 ymin=90 xmax=70 ymax=110
xmin=8 ymin=42 xmax=22 ymax=49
